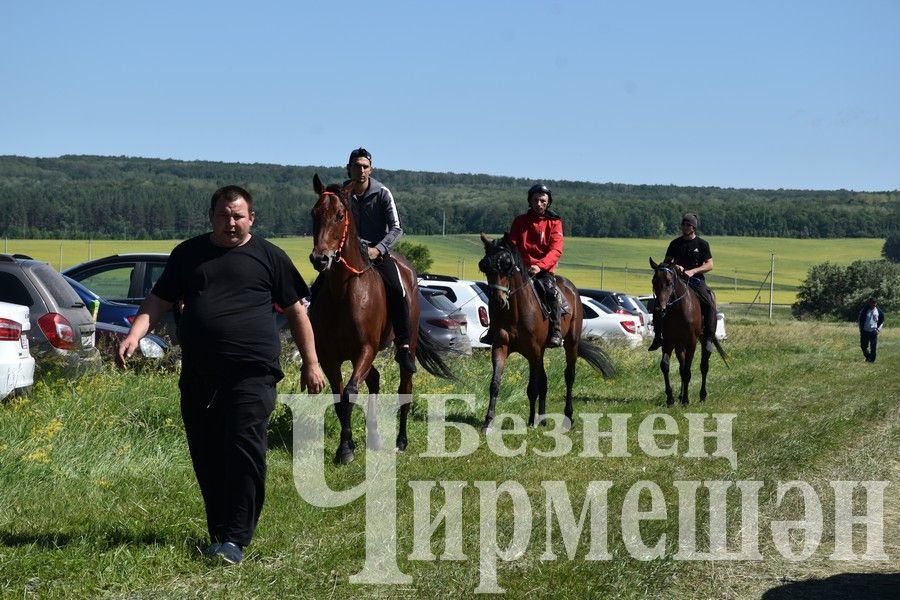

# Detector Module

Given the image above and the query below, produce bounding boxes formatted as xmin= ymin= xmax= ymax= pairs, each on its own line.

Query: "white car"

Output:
xmin=419 ymin=276 xmax=491 ymax=349
xmin=0 ymin=301 xmax=36 ymax=400
xmin=581 ymin=297 xmax=643 ymax=348
xmin=639 ymin=294 xmax=726 ymax=341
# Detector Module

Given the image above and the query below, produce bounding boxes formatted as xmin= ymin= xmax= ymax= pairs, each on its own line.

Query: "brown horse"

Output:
xmin=478 ymin=233 xmax=615 ymax=430
xmin=649 ymin=257 xmax=727 ymax=406
xmin=309 ymin=174 xmax=453 ymax=464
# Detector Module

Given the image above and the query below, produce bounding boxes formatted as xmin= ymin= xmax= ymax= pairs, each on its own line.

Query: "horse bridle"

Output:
xmin=479 ymin=246 xmax=533 ymax=299
xmin=316 ymin=191 xmax=371 ymax=276
xmin=655 ymin=265 xmax=688 ymax=309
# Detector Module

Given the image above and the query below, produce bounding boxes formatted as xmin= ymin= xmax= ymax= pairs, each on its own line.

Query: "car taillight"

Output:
xmin=427 ymin=318 xmax=460 ymax=329
xmin=0 ymin=318 xmax=22 ymax=341
xmin=38 ymin=313 xmax=75 ymax=350
xmin=126 ymin=315 xmax=136 ymax=324
xmin=638 ymin=313 xmax=645 ymax=326
xmin=614 ymin=308 xmax=629 ymax=315
xmin=478 ymin=306 xmax=490 ymax=326
xmin=620 ymin=320 xmax=637 ymax=334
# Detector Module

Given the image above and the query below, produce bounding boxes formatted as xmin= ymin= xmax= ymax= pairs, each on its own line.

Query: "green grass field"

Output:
xmin=2 ymin=235 xmax=884 ymax=304
xmin=0 ymin=321 xmax=897 ymax=598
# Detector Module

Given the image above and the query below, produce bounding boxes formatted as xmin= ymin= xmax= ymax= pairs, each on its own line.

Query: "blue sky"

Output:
xmin=2 ymin=1 xmax=898 ymax=191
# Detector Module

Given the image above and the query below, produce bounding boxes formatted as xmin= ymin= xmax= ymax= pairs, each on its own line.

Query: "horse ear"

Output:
xmin=649 ymin=257 xmax=658 ymax=270
xmin=313 ymin=174 xmax=324 ymax=195
xmin=341 ymin=180 xmax=354 ymax=197
xmin=480 ymin=232 xmax=491 ymax=248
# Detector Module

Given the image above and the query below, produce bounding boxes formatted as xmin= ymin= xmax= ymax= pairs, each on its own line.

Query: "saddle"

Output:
xmin=532 ymin=277 xmax=570 ymax=317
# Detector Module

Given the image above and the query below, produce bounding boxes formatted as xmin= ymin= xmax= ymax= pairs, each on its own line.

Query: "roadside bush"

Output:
xmin=792 ymin=259 xmax=900 ymax=320
xmin=394 ymin=240 xmax=433 ymax=274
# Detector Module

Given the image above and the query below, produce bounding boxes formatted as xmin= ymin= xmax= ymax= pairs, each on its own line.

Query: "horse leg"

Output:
xmin=527 ymin=355 xmax=548 ymax=427
xmin=563 ymin=341 xmax=577 ymax=429
xmin=679 ymin=347 xmax=694 ymax=406
xmin=364 ymin=367 xmax=382 ymax=450
xmin=699 ymin=347 xmax=711 ymax=402
xmin=396 ymin=368 xmax=413 ymax=452
xmin=324 ymin=364 xmax=357 ymax=466
xmin=661 ymin=350 xmax=675 ymax=406
xmin=483 ymin=346 xmax=509 ymax=432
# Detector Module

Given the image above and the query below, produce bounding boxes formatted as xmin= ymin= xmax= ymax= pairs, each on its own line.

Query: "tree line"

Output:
xmin=0 ymin=155 xmax=896 ymax=240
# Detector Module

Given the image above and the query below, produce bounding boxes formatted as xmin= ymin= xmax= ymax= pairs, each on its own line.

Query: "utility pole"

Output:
xmin=442 ymin=210 xmax=446 ymax=237
xmin=768 ymin=252 xmax=775 ymax=320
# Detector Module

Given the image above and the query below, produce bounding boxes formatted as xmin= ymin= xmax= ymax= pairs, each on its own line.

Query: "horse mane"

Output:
xmin=499 ymin=234 xmax=527 ymax=282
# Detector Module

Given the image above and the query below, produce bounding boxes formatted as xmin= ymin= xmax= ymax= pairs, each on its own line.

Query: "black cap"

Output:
xmin=681 ymin=213 xmax=698 ymax=228
xmin=348 ymin=147 xmax=372 ymax=164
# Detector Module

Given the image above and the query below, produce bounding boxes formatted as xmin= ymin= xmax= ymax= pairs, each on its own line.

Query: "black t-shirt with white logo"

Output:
xmin=665 ymin=236 xmax=712 ymax=280
xmin=152 ymin=234 xmax=309 ymax=380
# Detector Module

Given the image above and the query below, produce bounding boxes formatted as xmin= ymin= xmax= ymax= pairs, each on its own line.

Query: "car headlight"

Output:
xmin=139 ymin=336 xmax=165 ymax=358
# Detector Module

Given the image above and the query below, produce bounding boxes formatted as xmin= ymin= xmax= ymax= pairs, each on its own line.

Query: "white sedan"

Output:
xmin=0 ymin=301 xmax=36 ymax=400
xmin=581 ymin=297 xmax=643 ymax=348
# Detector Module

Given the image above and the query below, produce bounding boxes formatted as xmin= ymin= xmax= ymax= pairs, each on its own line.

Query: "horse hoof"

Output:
xmin=666 ymin=398 xmax=675 ymax=407
xmin=395 ymin=436 xmax=408 ymax=452
xmin=563 ymin=416 xmax=574 ymax=431
xmin=481 ymin=421 xmax=494 ymax=433
xmin=334 ymin=442 xmax=355 ymax=465
xmin=367 ymin=432 xmax=382 ymax=451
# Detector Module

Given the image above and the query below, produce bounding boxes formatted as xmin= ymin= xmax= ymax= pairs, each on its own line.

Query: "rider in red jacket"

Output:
xmin=510 ymin=184 xmax=565 ymax=347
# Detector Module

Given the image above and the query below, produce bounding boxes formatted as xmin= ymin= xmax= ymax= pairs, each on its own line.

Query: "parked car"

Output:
xmin=639 ymin=294 xmax=727 ymax=341
xmin=94 ymin=321 xmax=169 ymax=361
xmin=0 ymin=254 xmax=99 ymax=369
xmin=581 ymin=297 xmax=642 ymax=348
xmin=62 ymin=253 xmax=178 ymax=340
xmin=419 ymin=274 xmax=490 ymax=349
xmin=579 ymin=288 xmax=648 ymax=336
xmin=419 ymin=288 xmax=472 ymax=356
xmin=0 ymin=301 xmax=36 ymax=399
xmin=63 ymin=275 xmax=139 ymax=328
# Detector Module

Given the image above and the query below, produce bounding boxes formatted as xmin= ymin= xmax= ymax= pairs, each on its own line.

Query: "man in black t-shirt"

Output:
xmin=117 ymin=185 xmax=326 ymax=565
xmin=648 ymin=213 xmax=718 ymax=353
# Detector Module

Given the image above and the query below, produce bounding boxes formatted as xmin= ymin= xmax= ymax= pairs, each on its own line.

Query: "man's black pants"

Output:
xmin=179 ymin=370 xmax=277 ymax=548
xmin=860 ymin=330 xmax=879 ymax=362
xmin=375 ymin=255 xmax=411 ymax=346
xmin=687 ymin=278 xmax=717 ymax=339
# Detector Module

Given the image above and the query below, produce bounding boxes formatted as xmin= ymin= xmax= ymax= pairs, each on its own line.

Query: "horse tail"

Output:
xmin=577 ymin=338 xmax=616 ymax=378
xmin=711 ymin=337 xmax=730 ymax=367
xmin=415 ymin=326 xmax=458 ymax=381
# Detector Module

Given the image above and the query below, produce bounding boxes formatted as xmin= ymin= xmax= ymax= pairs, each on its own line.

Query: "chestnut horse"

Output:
xmin=478 ymin=233 xmax=615 ymax=430
xmin=309 ymin=174 xmax=453 ymax=464
xmin=649 ymin=257 xmax=727 ymax=406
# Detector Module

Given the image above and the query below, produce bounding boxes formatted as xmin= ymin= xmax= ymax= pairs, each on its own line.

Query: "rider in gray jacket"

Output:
xmin=345 ymin=148 xmax=416 ymax=372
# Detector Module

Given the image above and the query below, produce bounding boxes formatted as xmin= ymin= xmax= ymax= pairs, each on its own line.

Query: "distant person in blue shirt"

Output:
xmin=858 ymin=297 xmax=885 ymax=362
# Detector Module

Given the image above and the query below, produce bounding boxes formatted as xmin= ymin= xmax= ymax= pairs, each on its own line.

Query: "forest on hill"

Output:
xmin=0 ymin=155 xmax=896 ymax=240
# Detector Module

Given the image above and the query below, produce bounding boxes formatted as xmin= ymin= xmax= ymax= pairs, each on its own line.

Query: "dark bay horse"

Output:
xmin=649 ymin=257 xmax=727 ymax=406
xmin=478 ymin=233 xmax=615 ymax=430
xmin=309 ymin=174 xmax=453 ymax=464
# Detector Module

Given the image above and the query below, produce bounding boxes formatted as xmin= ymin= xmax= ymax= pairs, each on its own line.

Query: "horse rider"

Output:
xmin=509 ymin=183 xmax=565 ymax=347
xmin=648 ymin=213 xmax=718 ymax=353
xmin=344 ymin=147 xmax=417 ymax=372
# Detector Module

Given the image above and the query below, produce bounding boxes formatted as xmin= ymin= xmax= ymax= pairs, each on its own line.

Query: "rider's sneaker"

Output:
xmin=395 ymin=347 xmax=418 ymax=373
xmin=547 ymin=333 xmax=563 ymax=348
xmin=704 ymin=336 xmax=717 ymax=353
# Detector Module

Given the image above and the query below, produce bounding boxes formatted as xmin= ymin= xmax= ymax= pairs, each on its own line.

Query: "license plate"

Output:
xmin=82 ymin=334 xmax=95 ymax=349
xmin=21 ymin=335 xmax=29 ymax=351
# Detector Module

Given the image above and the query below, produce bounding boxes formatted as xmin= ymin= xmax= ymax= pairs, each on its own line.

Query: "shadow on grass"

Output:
xmin=762 ymin=573 xmax=900 ymax=599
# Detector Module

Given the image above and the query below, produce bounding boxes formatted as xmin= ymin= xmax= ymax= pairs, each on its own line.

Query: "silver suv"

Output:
xmin=0 ymin=254 xmax=99 ymax=367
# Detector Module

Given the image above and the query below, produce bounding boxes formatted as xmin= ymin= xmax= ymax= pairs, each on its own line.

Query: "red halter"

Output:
xmin=318 ymin=191 xmax=368 ymax=275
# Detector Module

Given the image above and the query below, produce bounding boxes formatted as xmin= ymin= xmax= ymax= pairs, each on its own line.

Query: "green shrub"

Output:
xmin=792 ymin=259 xmax=900 ymax=320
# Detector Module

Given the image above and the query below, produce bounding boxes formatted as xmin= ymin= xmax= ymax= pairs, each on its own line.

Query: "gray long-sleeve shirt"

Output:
xmin=346 ymin=177 xmax=403 ymax=256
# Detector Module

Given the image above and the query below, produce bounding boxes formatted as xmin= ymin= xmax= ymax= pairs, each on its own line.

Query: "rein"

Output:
xmin=318 ymin=191 xmax=372 ymax=276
